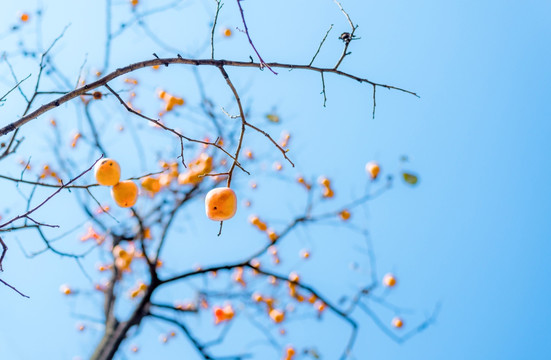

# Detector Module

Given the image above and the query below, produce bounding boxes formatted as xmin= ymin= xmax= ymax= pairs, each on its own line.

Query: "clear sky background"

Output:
xmin=0 ymin=0 xmax=550 ymax=359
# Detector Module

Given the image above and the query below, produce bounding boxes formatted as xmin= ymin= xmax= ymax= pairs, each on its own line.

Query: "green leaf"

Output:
xmin=266 ymin=114 xmax=280 ymax=123
xmin=309 ymin=349 xmax=320 ymax=359
xmin=402 ymin=172 xmax=419 ymax=185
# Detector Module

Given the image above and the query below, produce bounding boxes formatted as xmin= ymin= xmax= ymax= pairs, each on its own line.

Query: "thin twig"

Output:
xmin=309 ymin=24 xmax=333 ymax=66
xmin=235 ymin=0 xmax=277 ymax=74
xmin=0 ymin=278 xmax=29 ymax=298
xmin=211 ymin=0 xmax=223 ymax=59
xmin=0 ymin=156 xmax=103 ymax=229
xmin=333 ymin=0 xmax=357 ymax=69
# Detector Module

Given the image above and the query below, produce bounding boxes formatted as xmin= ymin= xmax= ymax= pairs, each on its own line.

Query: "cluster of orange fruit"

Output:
xmin=94 ymin=159 xmax=138 ymax=208
xmin=80 ymin=226 xmax=105 ymax=245
xmin=232 ymin=267 xmax=246 ymax=287
xmin=296 ymin=176 xmax=312 ymax=190
xmin=279 ymin=131 xmax=291 ymax=148
xmin=159 ymin=330 xmax=177 ymax=344
xmin=129 ymin=281 xmax=148 ymax=299
xmin=213 ymin=304 xmax=235 ymax=324
xmin=174 ymin=301 xmax=197 ymax=312
xmin=39 ymin=164 xmax=62 ymax=183
xmin=317 ymin=176 xmax=334 ymax=198
xmin=112 ymin=243 xmax=136 ymax=273
xmin=177 ymin=153 xmax=213 ymax=185
xmin=268 ymin=245 xmax=281 ymax=265
xmin=287 ymin=272 xmax=326 ymax=313
xmin=158 ymin=89 xmax=184 ymax=113
xmin=251 ymin=292 xmax=286 ymax=323
xmin=249 ymin=215 xmax=278 ymax=241
xmin=140 ymin=153 xmax=214 ymax=197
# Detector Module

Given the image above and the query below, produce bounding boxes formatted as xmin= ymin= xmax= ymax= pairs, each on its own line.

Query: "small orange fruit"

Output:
xmin=205 ymin=187 xmax=237 ymax=221
xmin=111 ymin=180 xmax=138 ymax=208
xmin=223 ymin=28 xmax=232 ymax=37
xmin=318 ymin=176 xmax=330 ymax=187
xmin=59 ymin=284 xmax=72 ymax=295
xmin=284 ymin=346 xmax=296 ymax=360
xmin=383 ymin=273 xmax=397 ymax=287
xmin=339 ymin=209 xmax=351 ymax=220
xmin=20 ymin=12 xmax=30 ymax=22
xmin=392 ymin=316 xmax=404 ymax=328
xmin=365 ymin=161 xmax=381 ymax=180
xmin=94 ymin=159 xmax=121 ymax=186
xmin=141 ymin=176 xmax=161 ymax=193
xmin=269 ymin=308 xmax=285 ymax=323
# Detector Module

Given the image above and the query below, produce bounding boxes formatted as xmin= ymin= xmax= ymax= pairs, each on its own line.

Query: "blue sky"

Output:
xmin=0 ymin=0 xmax=550 ymax=359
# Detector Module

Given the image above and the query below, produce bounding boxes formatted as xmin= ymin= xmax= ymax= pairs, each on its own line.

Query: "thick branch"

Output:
xmin=0 ymin=58 xmax=417 ymax=137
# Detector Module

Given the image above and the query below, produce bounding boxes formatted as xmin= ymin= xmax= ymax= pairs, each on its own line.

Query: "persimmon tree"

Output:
xmin=0 ymin=1 xmax=437 ymax=359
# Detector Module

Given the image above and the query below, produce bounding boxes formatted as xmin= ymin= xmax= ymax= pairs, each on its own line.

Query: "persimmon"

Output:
xmin=20 ymin=12 xmax=30 ymax=22
xmin=111 ymin=180 xmax=138 ymax=208
xmin=297 ymin=176 xmax=312 ymax=190
xmin=71 ymin=132 xmax=82 ymax=148
xmin=80 ymin=226 xmax=105 ymax=244
xmin=59 ymin=284 xmax=72 ymax=295
xmin=392 ymin=316 xmax=404 ymax=328
xmin=318 ymin=176 xmax=334 ymax=197
xmin=112 ymin=245 xmax=131 ymax=260
xmin=383 ymin=273 xmax=397 ymax=287
xmin=249 ymin=215 xmax=267 ymax=231
xmin=318 ymin=176 xmax=330 ymax=187
xmin=269 ymin=308 xmax=285 ymax=323
xmin=365 ymin=161 xmax=381 ymax=180
xmin=214 ymin=304 xmax=234 ymax=324
xmin=223 ymin=28 xmax=232 ymax=37
xmin=273 ymin=162 xmax=283 ymax=171
xmin=339 ymin=209 xmax=351 ymax=220
xmin=178 ymin=153 xmax=213 ymax=185
xmin=288 ymin=272 xmax=299 ymax=283
xmin=141 ymin=176 xmax=161 ymax=194
xmin=322 ymin=187 xmax=334 ymax=198
xmin=279 ymin=131 xmax=290 ymax=148
xmin=232 ymin=267 xmax=246 ymax=287
xmin=284 ymin=346 xmax=296 ymax=360
xmin=266 ymin=229 xmax=278 ymax=242
xmin=205 ymin=187 xmax=237 ymax=221
xmin=94 ymin=158 xmax=121 ymax=186
xmin=314 ymin=300 xmax=326 ymax=313
xmin=158 ymin=89 xmax=184 ymax=111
